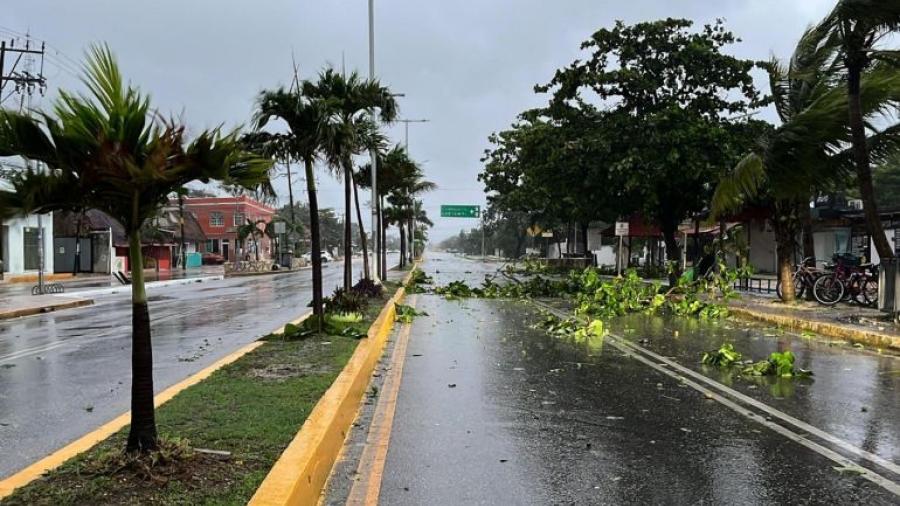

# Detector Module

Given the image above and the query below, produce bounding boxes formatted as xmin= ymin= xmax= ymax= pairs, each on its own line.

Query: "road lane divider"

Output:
xmin=0 ymin=311 xmax=312 ymax=499
xmin=529 ymin=299 xmax=900 ymax=497
xmin=248 ymin=267 xmax=418 ymax=506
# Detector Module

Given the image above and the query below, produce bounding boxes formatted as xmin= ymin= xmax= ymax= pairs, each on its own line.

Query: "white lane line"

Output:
xmin=0 ymin=342 xmax=69 ymax=364
xmin=530 ymin=300 xmax=900 ymax=496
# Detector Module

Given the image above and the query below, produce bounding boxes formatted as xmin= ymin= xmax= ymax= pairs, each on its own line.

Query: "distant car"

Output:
xmin=302 ymin=251 xmax=333 ymax=263
xmin=201 ymin=252 xmax=225 ymax=265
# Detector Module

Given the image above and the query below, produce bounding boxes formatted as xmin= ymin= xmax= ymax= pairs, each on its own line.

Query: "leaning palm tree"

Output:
xmin=712 ymin=31 xmax=900 ymax=301
xmin=254 ymin=84 xmax=327 ymax=330
xmin=804 ymin=0 xmax=900 ymax=260
xmin=237 ymin=218 xmax=268 ymax=261
xmin=304 ymin=68 xmax=398 ymax=289
xmin=0 ymin=45 xmax=272 ymax=452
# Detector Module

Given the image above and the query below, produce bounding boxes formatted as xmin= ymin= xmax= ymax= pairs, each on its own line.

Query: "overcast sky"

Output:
xmin=6 ymin=0 xmax=836 ymax=241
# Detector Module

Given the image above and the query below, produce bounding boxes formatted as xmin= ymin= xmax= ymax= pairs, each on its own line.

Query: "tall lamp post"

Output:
xmin=368 ymin=0 xmax=381 ymax=283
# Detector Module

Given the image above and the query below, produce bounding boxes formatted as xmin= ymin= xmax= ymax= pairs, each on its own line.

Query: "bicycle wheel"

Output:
xmin=861 ymin=278 xmax=879 ymax=308
xmin=813 ymin=274 xmax=844 ymax=306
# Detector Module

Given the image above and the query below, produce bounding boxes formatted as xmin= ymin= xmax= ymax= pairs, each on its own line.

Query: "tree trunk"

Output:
xmin=343 ymin=166 xmax=352 ymax=291
xmin=126 ymin=229 xmax=158 ymax=453
xmin=848 ymin=63 xmax=893 ymax=261
xmin=772 ymin=201 xmax=798 ymax=303
xmin=305 ymin=159 xmax=324 ymax=331
xmin=381 ymin=199 xmax=387 ymax=278
xmin=660 ymin=218 xmax=681 ymax=286
xmin=399 ymin=222 xmax=406 ymax=268
xmin=408 ymin=214 xmax=414 ymax=263
xmin=352 ymin=175 xmax=370 ymax=280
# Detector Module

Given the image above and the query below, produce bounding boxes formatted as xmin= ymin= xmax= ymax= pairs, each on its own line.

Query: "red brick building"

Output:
xmin=178 ymin=196 xmax=276 ymax=261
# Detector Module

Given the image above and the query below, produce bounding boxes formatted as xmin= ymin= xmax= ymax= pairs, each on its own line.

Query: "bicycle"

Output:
xmin=812 ymin=253 xmax=878 ymax=307
xmin=776 ymin=256 xmax=821 ymax=301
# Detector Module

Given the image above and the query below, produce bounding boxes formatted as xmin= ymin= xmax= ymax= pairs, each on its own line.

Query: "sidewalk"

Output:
xmin=0 ymin=294 xmax=92 ymax=320
xmin=729 ymin=294 xmax=900 ymax=351
xmin=0 ymin=266 xmax=224 ymax=297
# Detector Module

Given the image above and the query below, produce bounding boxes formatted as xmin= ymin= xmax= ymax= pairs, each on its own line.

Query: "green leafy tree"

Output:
xmin=537 ymin=18 xmax=763 ymax=281
xmin=0 ymin=46 xmax=272 ymax=452
xmin=805 ymin=0 xmax=900 ymax=260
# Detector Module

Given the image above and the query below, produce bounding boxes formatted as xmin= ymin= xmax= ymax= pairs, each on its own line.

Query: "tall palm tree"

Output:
xmin=304 ymin=68 xmax=397 ymax=290
xmin=805 ymin=0 xmax=900 ymax=260
xmin=254 ymin=84 xmax=328 ymax=329
xmin=712 ymin=31 xmax=900 ymax=301
xmin=0 ymin=45 xmax=271 ymax=452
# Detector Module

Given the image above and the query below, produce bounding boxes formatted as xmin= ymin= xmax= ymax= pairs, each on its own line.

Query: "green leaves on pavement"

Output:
xmin=395 ymin=304 xmax=428 ymax=324
xmin=701 ymin=345 xmax=812 ymax=378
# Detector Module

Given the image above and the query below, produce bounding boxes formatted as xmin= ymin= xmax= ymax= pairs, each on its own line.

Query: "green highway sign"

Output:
xmin=441 ymin=205 xmax=481 ymax=218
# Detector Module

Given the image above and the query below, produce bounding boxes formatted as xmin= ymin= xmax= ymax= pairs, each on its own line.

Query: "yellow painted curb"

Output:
xmin=729 ymin=306 xmax=900 ymax=351
xmin=249 ymin=267 xmax=419 ymax=506
xmin=0 ymin=312 xmax=311 ymax=500
xmin=0 ymin=298 xmax=93 ymax=321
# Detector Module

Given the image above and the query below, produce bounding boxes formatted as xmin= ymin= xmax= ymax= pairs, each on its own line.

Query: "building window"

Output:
xmin=205 ymin=239 xmax=217 ymax=253
xmin=23 ymin=227 xmax=42 ymax=271
xmin=210 ymin=212 xmax=224 ymax=227
xmin=233 ymin=212 xmax=245 ymax=226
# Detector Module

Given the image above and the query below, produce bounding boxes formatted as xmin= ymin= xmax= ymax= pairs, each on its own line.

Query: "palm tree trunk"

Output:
xmin=305 ymin=159 xmax=324 ymax=331
xmin=848 ymin=65 xmax=893 ymax=261
xmin=399 ymin=222 xmax=406 ymax=268
xmin=352 ymin=175 xmax=370 ymax=280
xmin=772 ymin=201 xmax=798 ymax=303
xmin=343 ymin=166 xmax=352 ymax=291
xmin=178 ymin=194 xmax=187 ymax=272
xmin=126 ymin=229 xmax=158 ymax=453
xmin=380 ymin=196 xmax=387 ymax=279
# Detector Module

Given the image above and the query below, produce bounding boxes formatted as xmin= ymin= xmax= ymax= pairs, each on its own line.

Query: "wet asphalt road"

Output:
xmin=0 ymin=255 xmax=394 ymax=478
xmin=347 ymin=253 xmax=900 ymax=505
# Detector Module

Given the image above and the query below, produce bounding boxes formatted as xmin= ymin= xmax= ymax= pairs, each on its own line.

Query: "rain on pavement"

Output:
xmin=327 ymin=253 xmax=900 ymax=505
xmin=0 ymin=256 xmax=394 ymax=478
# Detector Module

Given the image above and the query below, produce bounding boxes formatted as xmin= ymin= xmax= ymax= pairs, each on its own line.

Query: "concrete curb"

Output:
xmin=0 ymin=311 xmax=311 ymax=499
xmin=249 ymin=267 xmax=418 ymax=506
xmin=52 ymin=275 xmax=224 ymax=298
xmin=0 ymin=298 xmax=93 ymax=321
xmin=729 ymin=306 xmax=900 ymax=351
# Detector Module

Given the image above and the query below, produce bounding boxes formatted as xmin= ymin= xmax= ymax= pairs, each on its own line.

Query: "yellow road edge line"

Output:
xmin=0 ymin=311 xmax=312 ymax=499
xmin=345 ymin=295 xmax=417 ymax=506
xmin=249 ymin=266 xmax=419 ymax=506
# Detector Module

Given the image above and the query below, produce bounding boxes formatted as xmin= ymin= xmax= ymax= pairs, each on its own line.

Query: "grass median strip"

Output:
xmin=1 ymin=285 xmax=398 ymax=506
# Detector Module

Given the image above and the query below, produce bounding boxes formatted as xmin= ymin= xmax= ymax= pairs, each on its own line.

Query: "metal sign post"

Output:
xmin=615 ymin=221 xmax=629 ymax=276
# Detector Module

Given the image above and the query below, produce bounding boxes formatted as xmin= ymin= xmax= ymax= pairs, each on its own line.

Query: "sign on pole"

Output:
xmin=541 ymin=231 xmax=554 ymax=238
xmin=614 ymin=221 xmax=629 ymax=237
xmin=441 ymin=205 xmax=481 ymax=218
xmin=614 ymin=221 xmax=628 ymax=276
xmin=274 ymin=222 xmax=286 ymax=234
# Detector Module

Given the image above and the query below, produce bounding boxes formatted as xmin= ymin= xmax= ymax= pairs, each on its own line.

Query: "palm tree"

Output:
xmin=805 ymin=0 xmax=900 ymax=260
xmin=254 ymin=84 xmax=327 ymax=329
xmin=0 ymin=45 xmax=271 ymax=452
xmin=304 ymin=68 xmax=397 ymax=290
xmin=711 ymin=31 xmax=899 ymax=301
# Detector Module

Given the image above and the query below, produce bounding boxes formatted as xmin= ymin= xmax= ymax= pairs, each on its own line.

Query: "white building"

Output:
xmin=2 ymin=213 xmax=54 ymax=276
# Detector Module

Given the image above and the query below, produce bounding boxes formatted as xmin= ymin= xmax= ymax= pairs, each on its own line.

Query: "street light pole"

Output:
xmin=368 ymin=0 xmax=380 ymax=283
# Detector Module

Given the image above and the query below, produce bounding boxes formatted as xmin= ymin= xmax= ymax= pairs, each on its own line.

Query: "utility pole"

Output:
xmin=1 ymin=34 xmax=48 ymax=290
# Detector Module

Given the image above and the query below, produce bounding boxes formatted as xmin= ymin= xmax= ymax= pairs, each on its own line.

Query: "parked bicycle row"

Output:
xmin=776 ymin=253 xmax=878 ymax=307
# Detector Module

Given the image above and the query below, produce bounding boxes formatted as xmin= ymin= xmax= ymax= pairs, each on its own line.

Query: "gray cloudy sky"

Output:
xmin=7 ymin=0 xmax=835 ymax=241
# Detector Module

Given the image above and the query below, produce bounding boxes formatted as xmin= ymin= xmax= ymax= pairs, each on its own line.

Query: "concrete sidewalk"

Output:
xmin=0 ymin=294 xmax=92 ymax=320
xmin=729 ymin=294 xmax=900 ymax=351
